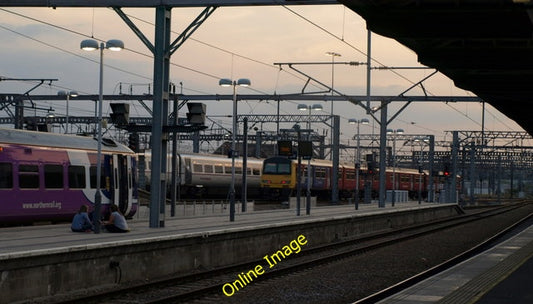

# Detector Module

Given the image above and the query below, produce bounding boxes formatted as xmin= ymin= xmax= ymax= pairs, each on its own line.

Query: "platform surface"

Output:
xmin=0 ymin=201 xmax=442 ymax=257
xmin=376 ymin=223 xmax=533 ymax=304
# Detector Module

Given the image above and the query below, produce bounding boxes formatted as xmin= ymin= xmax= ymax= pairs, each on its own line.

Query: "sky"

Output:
xmin=0 ymin=4 xmax=528 ymax=155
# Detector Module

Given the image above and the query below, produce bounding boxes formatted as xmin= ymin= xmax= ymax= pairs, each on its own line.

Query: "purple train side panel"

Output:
xmin=0 ymin=128 xmax=138 ymax=225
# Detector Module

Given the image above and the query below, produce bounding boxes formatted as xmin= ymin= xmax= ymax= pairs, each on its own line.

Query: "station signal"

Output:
xmin=367 ymin=161 xmax=376 ymax=175
xmin=278 ymin=140 xmax=293 ymax=156
xmin=186 ymin=102 xmax=206 ymax=125
xmin=443 ymin=163 xmax=451 ymax=177
xmin=298 ymin=141 xmax=313 ymax=160
xmin=110 ymin=103 xmax=130 ymax=126
xmin=128 ymin=133 xmax=139 ymax=152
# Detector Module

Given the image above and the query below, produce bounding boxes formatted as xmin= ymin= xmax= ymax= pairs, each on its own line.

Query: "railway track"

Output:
xmin=353 ymin=205 xmax=533 ymax=304
xmin=55 ymin=202 xmax=531 ymax=304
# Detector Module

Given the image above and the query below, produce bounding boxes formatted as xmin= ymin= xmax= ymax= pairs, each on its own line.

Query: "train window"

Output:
xmin=346 ymin=172 xmax=355 ymax=180
xmin=193 ymin=164 xmax=203 ymax=173
xmin=235 ymin=167 xmax=242 ymax=174
xmin=224 ymin=166 xmax=232 ymax=174
xmin=0 ymin=162 xmax=13 ymax=188
xmin=247 ymin=167 xmax=252 ymax=175
xmin=315 ymin=168 xmax=326 ymax=178
xmin=263 ymin=161 xmax=291 ymax=174
xmin=278 ymin=163 xmax=290 ymax=174
xmin=19 ymin=164 xmax=39 ymax=189
xmin=44 ymin=165 xmax=64 ymax=189
xmin=263 ymin=163 xmax=277 ymax=174
xmin=19 ymin=164 xmax=38 ymax=172
xmin=130 ymin=166 xmax=135 ymax=190
xmin=214 ymin=165 xmax=223 ymax=174
xmin=89 ymin=166 xmax=105 ymax=189
xmin=90 ymin=166 xmax=96 ymax=188
xmin=204 ymin=165 xmax=213 ymax=173
xmin=253 ymin=168 xmax=260 ymax=175
xmin=68 ymin=166 xmax=86 ymax=189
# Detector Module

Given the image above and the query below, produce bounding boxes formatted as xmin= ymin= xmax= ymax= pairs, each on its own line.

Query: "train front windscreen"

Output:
xmin=263 ymin=160 xmax=291 ymax=175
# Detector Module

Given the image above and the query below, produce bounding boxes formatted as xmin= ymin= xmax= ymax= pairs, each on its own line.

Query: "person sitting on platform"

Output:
xmin=103 ymin=204 xmax=130 ymax=233
xmin=71 ymin=204 xmax=94 ymax=232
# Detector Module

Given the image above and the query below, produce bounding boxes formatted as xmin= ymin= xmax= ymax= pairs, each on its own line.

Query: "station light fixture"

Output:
xmin=218 ymin=77 xmax=251 ymax=222
xmin=81 ymin=38 xmax=124 ymax=234
xmin=57 ymin=90 xmax=78 ymax=134
xmin=349 ymin=117 xmax=370 ymax=209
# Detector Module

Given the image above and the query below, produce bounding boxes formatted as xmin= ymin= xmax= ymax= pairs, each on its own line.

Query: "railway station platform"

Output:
xmin=0 ymin=201 xmax=463 ymax=303
xmin=0 ymin=201 xmax=458 ymax=255
xmin=376 ymin=221 xmax=533 ymax=304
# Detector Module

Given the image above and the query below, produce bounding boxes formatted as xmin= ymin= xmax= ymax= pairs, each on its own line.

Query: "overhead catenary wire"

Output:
xmin=279 ymin=5 xmax=514 ymax=133
xmin=0 ymin=8 xmax=278 ymax=97
xmin=0 ymin=7 xmax=516 ymax=135
xmin=115 ymin=9 xmax=323 ymax=94
xmin=0 ymin=22 xmax=150 ymax=81
xmin=4 ymin=6 xmax=509 ymax=156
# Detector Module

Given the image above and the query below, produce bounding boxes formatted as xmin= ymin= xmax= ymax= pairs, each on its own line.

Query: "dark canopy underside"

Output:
xmin=339 ymin=0 xmax=533 ymax=135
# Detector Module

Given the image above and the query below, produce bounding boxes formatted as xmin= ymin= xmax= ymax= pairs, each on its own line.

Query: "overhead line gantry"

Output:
xmin=0 ymin=1 xmax=339 ymax=8
xmin=0 ymin=0 xmax=340 ymax=228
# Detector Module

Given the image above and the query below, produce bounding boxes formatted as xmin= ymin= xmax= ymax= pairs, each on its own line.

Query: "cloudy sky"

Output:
xmin=0 ymin=4 xmax=526 ymax=153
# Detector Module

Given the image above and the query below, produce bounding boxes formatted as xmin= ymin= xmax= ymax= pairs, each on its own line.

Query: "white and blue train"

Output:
xmin=140 ymin=152 xmax=264 ymax=199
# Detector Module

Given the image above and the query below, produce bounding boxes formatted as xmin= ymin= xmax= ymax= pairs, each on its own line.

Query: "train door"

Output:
xmin=102 ymin=155 xmax=113 ymax=200
xmin=325 ymin=166 xmax=331 ymax=189
xmin=183 ymin=156 xmax=192 ymax=185
xmin=177 ymin=153 xmax=184 ymax=200
xmin=124 ymin=155 xmax=134 ymax=216
xmin=112 ymin=154 xmax=130 ymax=214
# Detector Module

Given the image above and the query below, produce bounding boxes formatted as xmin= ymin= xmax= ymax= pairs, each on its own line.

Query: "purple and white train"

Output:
xmin=0 ymin=128 xmax=138 ymax=225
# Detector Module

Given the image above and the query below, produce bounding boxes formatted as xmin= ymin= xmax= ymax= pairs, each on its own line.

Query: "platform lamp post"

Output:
xmin=325 ymin=51 xmax=341 ymax=159
xmin=293 ymin=124 xmax=302 ymax=216
xmin=57 ymin=90 xmax=78 ymax=134
xmin=298 ymin=103 xmax=323 ymax=215
xmin=386 ymin=128 xmax=404 ymax=207
xmin=219 ymin=78 xmax=251 ymax=222
xmin=349 ymin=118 xmax=369 ymax=210
xmin=415 ymin=136 xmax=430 ymax=204
xmin=81 ymin=38 xmax=124 ymax=233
